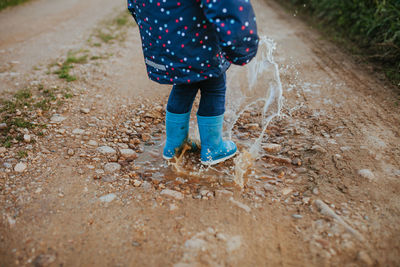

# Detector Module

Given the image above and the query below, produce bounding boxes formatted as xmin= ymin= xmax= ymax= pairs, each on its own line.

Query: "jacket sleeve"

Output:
xmin=200 ymin=0 xmax=259 ymax=65
xmin=127 ymin=0 xmax=138 ymax=24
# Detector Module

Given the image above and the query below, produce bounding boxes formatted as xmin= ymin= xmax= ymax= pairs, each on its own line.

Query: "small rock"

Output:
xmin=23 ymin=134 xmax=31 ymax=143
xmin=14 ymin=163 xmax=27 ymax=172
xmin=102 ymin=175 xmax=116 ymax=182
xmin=141 ymin=181 xmax=152 ymax=191
xmin=0 ymin=147 xmax=6 ymax=154
xmin=292 ymin=214 xmax=303 ymax=219
xmin=0 ymin=123 xmax=7 ymax=129
xmin=133 ymin=180 xmax=142 ymax=187
xmin=160 ymin=189 xmax=184 ymax=200
xmin=99 ymin=193 xmax=116 ymax=203
xmin=35 ymin=188 xmax=42 ymax=194
xmin=97 ymin=146 xmax=116 ymax=156
xmin=263 ymin=143 xmax=282 ymax=153
xmin=282 ymin=188 xmax=293 ymax=196
xmin=311 ymin=145 xmax=327 ymax=154
xmin=88 ymin=140 xmax=98 ymax=147
xmin=141 ymin=133 xmax=151 ymax=142
xmin=67 ymin=149 xmax=74 ymax=156
xmin=358 ymin=169 xmax=375 ymax=181
xmin=50 ymin=114 xmax=66 ymax=123
xmin=3 ymin=162 xmax=12 ymax=169
xmin=104 ymin=163 xmax=121 ymax=173
xmin=357 ymin=251 xmax=373 ymax=266
xmin=72 ymin=128 xmax=85 ymax=135
xmin=312 ymin=187 xmax=319 ymax=195
xmin=80 ymin=107 xmax=90 ymax=114
xmin=246 ymin=123 xmax=260 ymax=130
xmin=169 ymin=203 xmax=178 ymax=211
xmin=120 ymin=149 xmax=137 ymax=160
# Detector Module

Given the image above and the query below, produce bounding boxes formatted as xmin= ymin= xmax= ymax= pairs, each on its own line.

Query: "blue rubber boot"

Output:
xmin=197 ymin=114 xmax=237 ymax=165
xmin=163 ymin=111 xmax=192 ymax=160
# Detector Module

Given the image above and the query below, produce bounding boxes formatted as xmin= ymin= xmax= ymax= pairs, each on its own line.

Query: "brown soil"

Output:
xmin=1 ymin=0 xmax=399 ymax=266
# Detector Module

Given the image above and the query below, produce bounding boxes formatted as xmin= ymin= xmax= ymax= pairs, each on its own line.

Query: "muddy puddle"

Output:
xmin=130 ymin=37 xmax=293 ymax=196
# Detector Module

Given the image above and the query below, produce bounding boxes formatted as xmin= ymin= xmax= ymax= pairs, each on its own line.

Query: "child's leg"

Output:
xmin=167 ymin=83 xmax=199 ymax=114
xmin=196 ymin=73 xmax=237 ymax=165
xmin=197 ymin=73 xmax=226 ymax=116
xmin=163 ymin=83 xmax=199 ymax=159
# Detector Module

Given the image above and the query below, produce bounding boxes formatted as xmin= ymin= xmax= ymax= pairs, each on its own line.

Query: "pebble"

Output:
xmin=23 ymin=134 xmax=31 ymax=143
xmin=292 ymin=214 xmax=303 ymax=219
xmin=120 ymin=149 xmax=137 ymax=160
xmin=3 ymin=162 xmax=12 ymax=169
xmin=88 ymin=140 xmax=98 ymax=147
xmin=282 ymin=188 xmax=293 ymax=196
xmin=358 ymin=169 xmax=375 ymax=181
xmin=102 ymin=175 xmax=116 ymax=182
xmin=141 ymin=181 xmax=152 ymax=191
xmin=0 ymin=147 xmax=6 ymax=154
xmin=357 ymin=251 xmax=373 ymax=266
xmin=141 ymin=133 xmax=151 ymax=142
xmin=104 ymin=163 xmax=121 ymax=173
xmin=72 ymin=128 xmax=85 ymax=135
xmin=0 ymin=123 xmax=7 ymax=129
xmin=67 ymin=149 xmax=74 ymax=156
xmin=311 ymin=145 xmax=327 ymax=154
xmin=263 ymin=143 xmax=282 ymax=153
xmin=133 ymin=180 xmax=142 ymax=187
xmin=312 ymin=187 xmax=319 ymax=195
xmin=80 ymin=108 xmax=90 ymax=114
xmin=99 ymin=193 xmax=116 ymax=203
xmin=97 ymin=146 xmax=116 ymax=156
xmin=14 ymin=163 xmax=27 ymax=172
xmin=160 ymin=189 xmax=184 ymax=200
xmin=50 ymin=114 xmax=66 ymax=123
xmin=169 ymin=203 xmax=178 ymax=211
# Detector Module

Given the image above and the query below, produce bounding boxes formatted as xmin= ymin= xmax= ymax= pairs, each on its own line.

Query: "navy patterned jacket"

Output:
xmin=128 ymin=0 xmax=259 ymax=84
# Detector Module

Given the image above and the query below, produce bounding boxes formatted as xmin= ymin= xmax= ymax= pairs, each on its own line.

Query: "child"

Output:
xmin=128 ymin=0 xmax=259 ymax=165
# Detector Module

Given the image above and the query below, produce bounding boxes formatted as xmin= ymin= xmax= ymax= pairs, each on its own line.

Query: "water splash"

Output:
xmin=226 ymin=36 xmax=283 ymax=187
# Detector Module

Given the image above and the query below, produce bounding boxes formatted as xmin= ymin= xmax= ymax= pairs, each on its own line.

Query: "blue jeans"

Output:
xmin=166 ymin=73 xmax=226 ymax=116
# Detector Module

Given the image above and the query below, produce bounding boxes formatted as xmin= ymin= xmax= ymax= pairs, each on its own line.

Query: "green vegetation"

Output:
xmin=54 ymin=50 xmax=88 ymax=82
xmin=0 ymin=0 xmax=29 ymax=11
xmin=279 ymin=0 xmax=400 ymax=88
xmin=0 ymin=86 xmax=73 ymax=147
xmin=88 ymin=10 xmax=133 ymax=46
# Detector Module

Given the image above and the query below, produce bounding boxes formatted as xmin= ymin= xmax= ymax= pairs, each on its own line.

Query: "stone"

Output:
xmin=0 ymin=123 xmax=7 ymax=129
xmin=292 ymin=214 xmax=303 ymax=219
xmin=160 ymin=189 xmax=184 ymax=200
xmin=99 ymin=193 xmax=116 ymax=203
xmin=141 ymin=133 xmax=151 ymax=142
xmin=50 ymin=114 xmax=66 ymax=123
xmin=33 ymin=254 xmax=56 ymax=267
xmin=358 ymin=169 xmax=375 ymax=180
xmin=14 ymin=163 xmax=27 ymax=172
xmin=88 ymin=140 xmax=98 ymax=147
xmin=185 ymin=237 xmax=207 ymax=250
xmin=357 ymin=251 xmax=373 ymax=266
xmin=3 ymin=162 xmax=12 ymax=169
xmin=263 ymin=143 xmax=282 ymax=153
xmin=97 ymin=146 xmax=116 ymax=156
xmin=120 ymin=149 xmax=137 ymax=160
xmin=80 ymin=107 xmax=90 ymax=114
xmin=72 ymin=128 xmax=85 ymax=135
xmin=0 ymin=147 xmax=6 ymax=154
xmin=311 ymin=145 xmax=327 ymax=154
xmin=312 ymin=187 xmax=319 ymax=195
xmin=102 ymin=175 xmax=117 ymax=182
xmin=141 ymin=181 xmax=152 ymax=191
xmin=133 ymin=180 xmax=142 ymax=187
xmin=282 ymin=188 xmax=293 ymax=196
xmin=67 ymin=149 xmax=74 ymax=156
xmin=23 ymin=134 xmax=31 ymax=143
xmin=104 ymin=163 xmax=121 ymax=173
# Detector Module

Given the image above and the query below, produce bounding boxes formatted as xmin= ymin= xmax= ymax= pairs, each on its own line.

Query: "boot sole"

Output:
xmin=201 ymin=151 xmax=238 ymax=166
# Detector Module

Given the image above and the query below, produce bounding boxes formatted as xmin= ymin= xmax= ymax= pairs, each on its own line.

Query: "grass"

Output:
xmin=0 ymin=0 xmax=29 ymax=11
xmin=53 ymin=50 xmax=88 ymax=82
xmin=88 ymin=10 xmax=133 ymax=47
xmin=0 ymin=85 xmax=73 ymax=148
xmin=277 ymin=0 xmax=400 ymax=88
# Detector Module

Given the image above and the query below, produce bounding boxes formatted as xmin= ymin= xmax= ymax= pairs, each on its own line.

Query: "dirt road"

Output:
xmin=1 ymin=0 xmax=399 ymax=266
